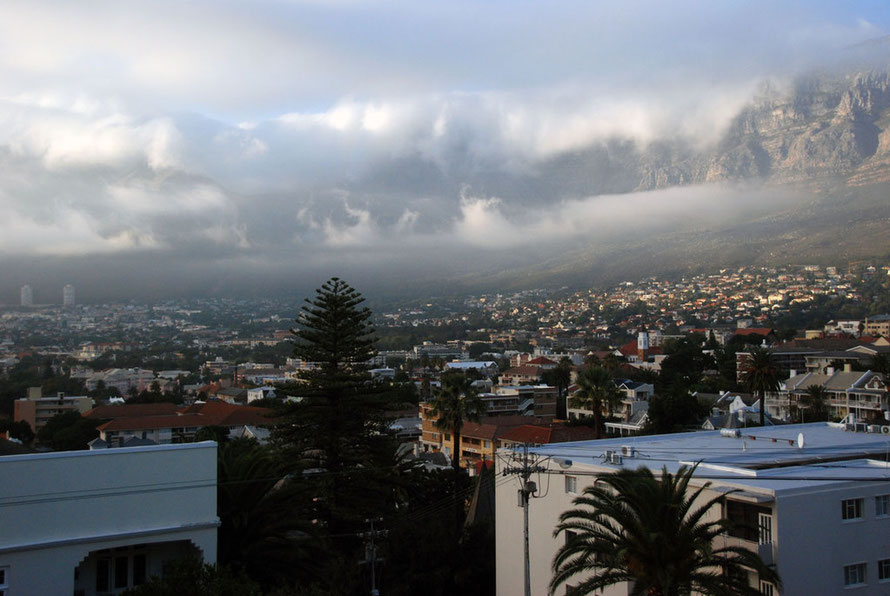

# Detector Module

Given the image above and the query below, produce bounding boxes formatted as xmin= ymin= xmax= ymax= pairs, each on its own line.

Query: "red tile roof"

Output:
xmin=526 ymin=356 xmax=557 ymax=366
xmin=503 ymin=365 xmax=544 ymax=377
xmin=96 ymin=401 xmax=275 ymax=432
xmin=733 ymin=328 xmax=775 ymax=336
xmin=498 ymin=424 xmax=598 ymax=444
xmin=85 ymin=403 xmax=181 ymax=420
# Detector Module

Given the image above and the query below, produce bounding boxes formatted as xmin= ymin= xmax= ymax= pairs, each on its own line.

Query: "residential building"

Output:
xmin=770 ymin=368 xmax=888 ymax=423
xmin=419 ymin=410 xmax=545 ymax=469
xmin=14 ymin=387 xmax=92 ymax=432
xmin=246 ymin=386 xmax=277 ymax=402
xmin=0 ymin=442 xmax=218 ymax=595
xmin=864 ymin=314 xmax=890 ymax=338
xmin=444 ymin=361 xmax=499 ymax=377
xmin=496 ymin=422 xmax=890 ymax=595
xmin=476 ymin=385 xmax=557 ymax=418
xmin=95 ymin=401 xmax=274 ymax=446
xmin=85 ymin=368 xmax=155 ymax=394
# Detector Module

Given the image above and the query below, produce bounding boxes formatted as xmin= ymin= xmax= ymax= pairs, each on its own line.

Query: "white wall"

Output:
xmin=0 ymin=442 xmax=219 ymax=595
xmin=776 ymin=483 xmax=890 ymax=594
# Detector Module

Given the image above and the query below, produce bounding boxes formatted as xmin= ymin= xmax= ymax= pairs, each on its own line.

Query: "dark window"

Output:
xmin=133 ymin=554 xmax=147 ymax=585
xmin=114 ymin=556 xmax=129 ymax=589
xmin=96 ymin=558 xmax=110 ymax=592
xmin=879 ymin=558 xmax=890 ymax=582
xmin=842 ymin=498 xmax=863 ymax=521
xmin=726 ymin=501 xmax=771 ymax=542
xmin=844 ymin=562 xmax=867 ymax=586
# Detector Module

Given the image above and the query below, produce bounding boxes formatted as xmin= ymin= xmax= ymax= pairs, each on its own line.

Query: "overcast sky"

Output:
xmin=0 ymin=1 xmax=888 ymax=302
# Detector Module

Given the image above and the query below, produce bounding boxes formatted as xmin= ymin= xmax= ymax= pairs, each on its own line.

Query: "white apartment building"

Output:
xmin=496 ymin=422 xmax=890 ymax=595
xmin=0 ymin=442 xmax=218 ymax=595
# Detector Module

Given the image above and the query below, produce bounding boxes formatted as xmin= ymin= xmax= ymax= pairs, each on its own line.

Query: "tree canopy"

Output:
xmin=551 ymin=465 xmax=781 ymax=596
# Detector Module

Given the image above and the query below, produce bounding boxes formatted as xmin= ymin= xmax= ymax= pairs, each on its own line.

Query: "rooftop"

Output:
xmin=524 ymin=422 xmax=890 ymax=494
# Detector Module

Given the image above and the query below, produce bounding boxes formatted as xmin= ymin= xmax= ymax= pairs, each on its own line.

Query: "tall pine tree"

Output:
xmin=274 ymin=278 xmax=397 ymax=532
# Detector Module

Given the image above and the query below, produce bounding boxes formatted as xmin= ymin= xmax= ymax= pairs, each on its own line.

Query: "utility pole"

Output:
xmin=360 ymin=518 xmax=387 ymax=596
xmin=502 ymin=442 xmax=547 ymax=596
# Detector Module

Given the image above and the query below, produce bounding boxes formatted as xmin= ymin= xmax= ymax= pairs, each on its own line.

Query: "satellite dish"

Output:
xmin=797 ymin=432 xmax=805 ymax=449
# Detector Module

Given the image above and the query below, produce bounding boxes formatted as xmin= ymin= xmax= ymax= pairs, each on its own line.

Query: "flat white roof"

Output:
xmin=522 ymin=422 xmax=890 ymax=494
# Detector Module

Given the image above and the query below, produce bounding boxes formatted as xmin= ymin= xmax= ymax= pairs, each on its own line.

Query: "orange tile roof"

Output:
xmin=85 ymin=403 xmax=181 ymax=419
xmin=499 ymin=424 xmax=598 ymax=444
xmin=97 ymin=401 xmax=274 ymax=432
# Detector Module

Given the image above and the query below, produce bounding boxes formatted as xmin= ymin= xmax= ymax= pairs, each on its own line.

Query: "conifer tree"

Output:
xmin=274 ymin=278 xmax=397 ymax=531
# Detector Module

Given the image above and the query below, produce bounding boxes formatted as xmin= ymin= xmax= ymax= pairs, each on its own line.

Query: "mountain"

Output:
xmin=414 ymin=62 xmax=890 ymax=294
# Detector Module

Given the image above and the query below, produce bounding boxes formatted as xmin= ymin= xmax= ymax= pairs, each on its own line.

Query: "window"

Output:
xmin=876 ymin=495 xmax=890 ymax=517
xmin=844 ymin=563 xmax=867 ymax=587
xmin=843 ymin=498 xmax=864 ymax=521
xmin=760 ymin=582 xmax=775 ymax=596
xmin=565 ymin=475 xmax=578 ymax=494
xmin=94 ymin=546 xmax=147 ymax=593
xmin=114 ymin=556 xmax=129 ymax=589
xmin=96 ymin=558 xmax=110 ymax=592
xmin=726 ymin=501 xmax=771 ymax=542
xmin=132 ymin=554 xmax=147 ymax=586
xmin=758 ymin=513 xmax=773 ymax=545
xmin=0 ymin=566 xmax=8 ymax=596
xmin=879 ymin=558 xmax=890 ymax=582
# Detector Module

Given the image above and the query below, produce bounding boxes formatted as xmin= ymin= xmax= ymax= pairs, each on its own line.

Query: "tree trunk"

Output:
xmin=759 ymin=390 xmax=765 ymax=427
xmin=453 ymin=428 xmax=462 ymax=475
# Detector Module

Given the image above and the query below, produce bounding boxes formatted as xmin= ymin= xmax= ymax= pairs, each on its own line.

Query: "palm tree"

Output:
xmin=570 ymin=366 xmax=621 ymax=435
xmin=799 ymin=384 xmax=829 ymax=422
xmin=542 ymin=356 xmax=574 ymax=419
xmin=550 ymin=465 xmax=781 ymax=596
xmin=741 ymin=347 xmax=780 ymax=427
xmin=429 ymin=371 xmax=485 ymax=474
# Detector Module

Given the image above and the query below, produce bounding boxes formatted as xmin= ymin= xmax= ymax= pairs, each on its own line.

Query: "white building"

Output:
xmin=0 ymin=442 xmax=218 ymax=595
xmin=497 ymin=423 xmax=890 ymax=595
xmin=19 ymin=285 xmax=33 ymax=307
xmin=63 ymin=284 xmax=75 ymax=308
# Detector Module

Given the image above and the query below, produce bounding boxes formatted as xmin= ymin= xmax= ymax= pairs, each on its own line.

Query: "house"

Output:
xmin=444 ymin=361 xmax=500 ymax=377
xmin=246 ymin=386 xmax=277 ymax=403
xmin=497 ymin=423 xmax=597 ymax=448
xmin=499 ymin=365 xmax=545 ymax=386
xmin=85 ymin=368 xmax=156 ymax=394
xmin=770 ymin=367 xmax=888 ymax=423
xmin=0 ymin=442 xmax=218 ymax=595
xmin=477 ymin=385 xmax=558 ymax=418
xmin=567 ymin=378 xmax=653 ymax=427
xmin=95 ymin=401 xmax=274 ymax=446
xmin=14 ymin=387 xmax=92 ymax=433
xmin=496 ymin=422 xmax=890 ymax=595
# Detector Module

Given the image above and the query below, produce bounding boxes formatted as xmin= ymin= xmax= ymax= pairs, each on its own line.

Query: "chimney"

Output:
xmin=789 ymin=369 xmax=796 ymax=379
xmin=27 ymin=386 xmax=42 ymax=400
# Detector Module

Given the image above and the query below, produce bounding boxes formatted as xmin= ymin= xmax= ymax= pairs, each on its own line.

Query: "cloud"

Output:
xmin=0 ymin=1 xmax=886 ymax=299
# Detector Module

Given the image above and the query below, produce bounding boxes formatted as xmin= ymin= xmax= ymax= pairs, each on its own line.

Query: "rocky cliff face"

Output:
xmin=539 ymin=67 xmax=890 ymax=195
